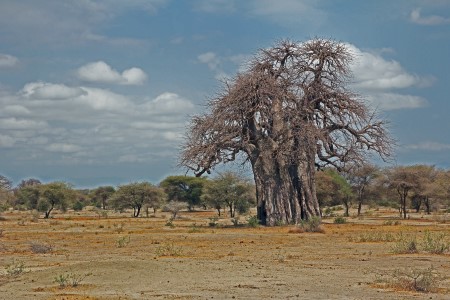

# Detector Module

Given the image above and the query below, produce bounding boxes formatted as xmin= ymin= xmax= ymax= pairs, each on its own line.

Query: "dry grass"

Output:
xmin=0 ymin=208 xmax=448 ymax=299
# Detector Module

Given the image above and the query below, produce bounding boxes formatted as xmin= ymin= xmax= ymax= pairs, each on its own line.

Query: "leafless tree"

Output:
xmin=181 ymin=39 xmax=391 ymax=225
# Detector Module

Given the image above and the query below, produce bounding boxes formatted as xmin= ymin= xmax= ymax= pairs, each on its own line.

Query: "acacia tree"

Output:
xmin=38 ymin=182 xmax=74 ymax=219
xmin=181 ymin=39 xmax=391 ymax=225
xmin=112 ymin=182 xmax=165 ymax=217
xmin=160 ymin=176 xmax=206 ymax=211
xmin=202 ymin=172 xmax=255 ymax=217
xmin=316 ymin=169 xmax=353 ymax=216
xmin=90 ymin=186 xmax=115 ymax=210
xmin=346 ymin=164 xmax=379 ymax=216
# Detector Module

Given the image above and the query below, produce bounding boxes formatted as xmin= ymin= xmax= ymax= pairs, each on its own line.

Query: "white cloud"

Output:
xmin=347 ymin=44 xmax=428 ymax=91
xmin=198 ymin=52 xmax=231 ymax=80
xmin=142 ymin=92 xmax=195 ymax=114
xmin=365 ymin=93 xmax=428 ymax=110
xmin=0 ymin=134 xmax=15 ymax=147
xmin=76 ymin=61 xmax=148 ymax=85
xmin=46 ymin=143 xmax=83 ymax=153
xmin=0 ymin=1 xmax=168 ymax=46
xmin=410 ymin=8 xmax=450 ymax=25
xmin=0 ymin=117 xmax=48 ymax=130
xmin=0 ymin=82 xmax=195 ymax=165
xmin=407 ymin=141 xmax=450 ymax=151
xmin=198 ymin=52 xmax=220 ymax=70
xmin=0 ymin=53 xmax=18 ymax=68
xmin=2 ymin=105 xmax=31 ymax=116
xmin=22 ymin=82 xmax=87 ymax=99
xmin=343 ymin=44 xmax=433 ymax=111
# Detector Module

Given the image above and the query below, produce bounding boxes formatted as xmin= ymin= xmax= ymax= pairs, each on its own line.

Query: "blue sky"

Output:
xmin=0 ymin=0 xmax=449 ymax=188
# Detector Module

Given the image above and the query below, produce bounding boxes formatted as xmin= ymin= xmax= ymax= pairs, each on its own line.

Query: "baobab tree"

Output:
xmin=181 ymin=39 xmax=391 ymax=225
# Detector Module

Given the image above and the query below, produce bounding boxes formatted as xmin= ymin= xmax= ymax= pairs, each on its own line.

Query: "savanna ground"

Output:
xmin=0 ymin=207 xmax=449 ymax=300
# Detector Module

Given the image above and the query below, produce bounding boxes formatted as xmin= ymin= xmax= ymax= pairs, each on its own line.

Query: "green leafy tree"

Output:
xmin=316 ymin=169 xmax=353 ymax=216
xmin=160 ymin=176 xmax=206 ymax=211
xmin=38 ymin=182 xmax=75 ymax=218
xmin=346 ymin=164 xmax=379 ymax=216
xmin=15 ymin=186 xmax=41 ymax=210
xmin=202 ymin=172 xmax=255 ymax=217
xmin=90 ymin=186 xmax=115 ymax=209
xmin=112 ymin=182 xmax=166 ymax=217
xmin=387 ymin=166 xmax=419 ymax=219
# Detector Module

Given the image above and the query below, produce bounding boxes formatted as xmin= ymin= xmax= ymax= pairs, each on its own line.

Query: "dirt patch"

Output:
xmin=0 ymin=209 xmax=449 ymax=299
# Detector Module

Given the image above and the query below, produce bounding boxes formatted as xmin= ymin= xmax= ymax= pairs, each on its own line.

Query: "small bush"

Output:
xmin=208 ymin=216 xmax=219 ymax=227
xmin=391 ymin=234 xmax=418 ymax=254
xmin=247 ymin=215 xmax=259 ymax=228
xmin=155 ymin=243 xmax=183 ymax=257
xmin=30 ymin=241 xmax=53 ymax=254
xmin=300 ymin=216 xmax=324 ymax=233
xmin=350 ymin=231 xmax=395 ymax=243
xmin=391 ymin=267 xmax=441 ymax=293
xmin=113 ymin=222 xmax=124 ymax=233
xmin=333 ymin=216 xmax=346 ymax=224
xmin=72 ymin=201 xmax=84 ymax=211
xmin=54 ymin=272 xmax=91 ymax=288
xmin=421 ymin=231 xmax=449 ymax=254
xmin=6 ymin=260 xmax=26 ymax=277
xmin=116 ymin=236 xmax=130 ymax=248
xmin=231 ymin=217 xmax=240 ymax=227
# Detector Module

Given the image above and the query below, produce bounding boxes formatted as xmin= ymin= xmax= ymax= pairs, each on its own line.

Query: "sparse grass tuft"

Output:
xmin=30 ymin=241 xmax=53 ymax=254
xmin=350 ymin=231 xmax=395 ymax=243
xmin=247 ymin=215 xmax=259 ymax=228
xmin=54 ymin=271 xmax=91 ymax=288
xmin=208 ymin=216 xmax=219 ymax=227
xmin=6 ymin=260 xmax=26 ymax=277
xmin=391 ymin=233 xmax=418 ymax=254
xmin=116 ymin=236 xmax=130 ymax=248
xmin=333 ymin=216 xmax=347 ymax=224
xmin=155 ymin=243 xmax=183 ymax=257
xmin=421 ymin=231 xmax=449 ymax=254
xmin=375 ymin=267 xmax=443 ymax=293
xmin=300 ymin=216 xmax=324 ymax=233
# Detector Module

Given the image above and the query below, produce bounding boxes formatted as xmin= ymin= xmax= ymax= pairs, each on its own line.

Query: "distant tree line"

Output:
xmin=0 ymin=172 xmax=256 ymax=219
xmin=1 ymin=164 xmax=449 ymax=220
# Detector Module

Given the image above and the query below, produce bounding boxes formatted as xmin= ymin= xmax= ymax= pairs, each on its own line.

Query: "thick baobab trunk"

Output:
xmin=252 ymin=148 xmax=320 ymax=225
xmin=252 ymin=154 xmax=300 ymax=226
xmin=295 ymin=166 xmax=321 ymax=220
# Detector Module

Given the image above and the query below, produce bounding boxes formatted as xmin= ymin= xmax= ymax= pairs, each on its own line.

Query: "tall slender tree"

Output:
xmin=181 ymin=39 xmax=391 ymax=225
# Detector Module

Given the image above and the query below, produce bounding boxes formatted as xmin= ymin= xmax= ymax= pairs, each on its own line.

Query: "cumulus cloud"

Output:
xmin=347 ymin=44 xmax=429 ymax=90
xmin=0 ymin=53 xmax=18 ymax=68
xmin=344 ymin=44 xmax=433 ymax=111
xmin=22 ymin=82 xmax=87 ymax=99
xmin=76 ymin=61 xmax=147 ymax=85
xmin=410 ymin=8 xmax=450 ymax=25
xmin=365 ymin=93 xmax=428 ymax=110
xmin=198 ymin=52 xmax=230 ymax=80
xmin=143 ymin=92 xmax=195 ymax=114
xmin=0 ymin=82 xmax=195 ymax=165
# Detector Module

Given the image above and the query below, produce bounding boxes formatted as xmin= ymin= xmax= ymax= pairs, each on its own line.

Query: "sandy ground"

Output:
xmin=0 ymin=208 xmax=449 ymax=300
